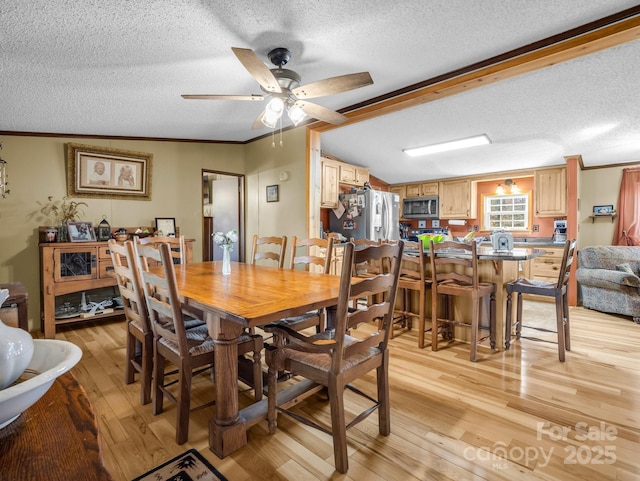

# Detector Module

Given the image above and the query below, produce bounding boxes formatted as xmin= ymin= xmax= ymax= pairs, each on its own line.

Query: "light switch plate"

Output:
xmin=418 ymin=220 xmax=426 ymax=228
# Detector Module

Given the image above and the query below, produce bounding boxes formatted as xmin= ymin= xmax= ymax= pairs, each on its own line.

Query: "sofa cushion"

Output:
xmin=578 ymin=246 xmax=640 ymax=271
xmin=576 ymin=268 xmax=640 ymax=289
xmin=616 ymin=262 xmax=638 ymax=276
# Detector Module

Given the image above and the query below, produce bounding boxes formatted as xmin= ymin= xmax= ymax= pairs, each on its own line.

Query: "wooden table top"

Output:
xmin=0 ymin=371 xmax=113 ymax=481
xmin=171 ymin=261 xmax=344 ymax=328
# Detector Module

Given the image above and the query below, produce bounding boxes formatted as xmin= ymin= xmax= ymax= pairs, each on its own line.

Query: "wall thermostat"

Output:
xmin=279 ymin=171 xmax=289 ymax=181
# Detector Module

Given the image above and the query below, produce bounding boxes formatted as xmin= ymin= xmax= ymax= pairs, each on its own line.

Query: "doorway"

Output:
xmin=202 ymin=171 xmax=245 ymax=262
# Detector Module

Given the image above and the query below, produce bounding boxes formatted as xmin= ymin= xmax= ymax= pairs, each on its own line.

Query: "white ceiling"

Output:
xmin=1 ymin=1 xmax=639 ymax=184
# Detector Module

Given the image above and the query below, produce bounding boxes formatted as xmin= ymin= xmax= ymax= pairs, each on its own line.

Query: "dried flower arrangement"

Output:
xmin=40 ymin=196 xmax=88 ymax=225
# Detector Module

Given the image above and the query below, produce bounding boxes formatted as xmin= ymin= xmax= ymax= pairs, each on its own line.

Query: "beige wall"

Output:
xmin=0 ymin=132 xmax=308 ymax=332
xmin=245 ymin=128 xmax=309 ymax=244
xmin=578 ymin=166 xmax=624 ymax=248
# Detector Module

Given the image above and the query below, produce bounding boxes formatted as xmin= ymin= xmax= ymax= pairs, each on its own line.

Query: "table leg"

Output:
xmin=206 ymin=313 xmax=248 ymax=458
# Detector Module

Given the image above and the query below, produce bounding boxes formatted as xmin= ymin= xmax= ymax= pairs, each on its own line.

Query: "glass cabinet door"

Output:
xmin=53 ymin=247 xmax=98 ymax=282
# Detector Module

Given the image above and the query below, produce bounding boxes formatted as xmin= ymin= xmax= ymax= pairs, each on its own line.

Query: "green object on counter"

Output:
xmin=417 ymin=233 xmax=444 ymax=249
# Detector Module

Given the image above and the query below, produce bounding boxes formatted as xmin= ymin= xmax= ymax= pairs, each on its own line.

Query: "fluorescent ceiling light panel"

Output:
xmin=403 ymin=134 xmax=491 ymax=157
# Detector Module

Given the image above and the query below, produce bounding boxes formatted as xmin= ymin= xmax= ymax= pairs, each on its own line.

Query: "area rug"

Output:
xmin=132 ymin=448 xmax=228 ymax=481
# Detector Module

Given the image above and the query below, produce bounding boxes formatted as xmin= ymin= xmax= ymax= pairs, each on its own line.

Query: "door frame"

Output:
xmin=202 ymin=170 xmax=245 ymax=262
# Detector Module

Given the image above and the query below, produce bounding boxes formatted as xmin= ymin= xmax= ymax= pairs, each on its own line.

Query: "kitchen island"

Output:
xmin=405 ymin=245 xmax=546 ymax=352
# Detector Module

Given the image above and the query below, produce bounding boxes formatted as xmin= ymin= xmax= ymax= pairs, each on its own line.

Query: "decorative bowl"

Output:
xmin=0 ymin=339 xmax=82 ymax=429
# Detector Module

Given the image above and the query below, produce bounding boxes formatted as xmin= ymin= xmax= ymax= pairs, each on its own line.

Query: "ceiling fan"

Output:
xmin=182 ymin=47 xmax=373 ymax=129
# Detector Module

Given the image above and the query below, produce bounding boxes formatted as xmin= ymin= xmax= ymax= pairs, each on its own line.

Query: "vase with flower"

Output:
xmin=213 ymin=230 xmax=238 ymax=275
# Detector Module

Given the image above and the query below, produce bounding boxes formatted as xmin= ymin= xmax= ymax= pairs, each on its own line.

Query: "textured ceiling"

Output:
xmin=1 ymin=1 xmax=639 ymax=183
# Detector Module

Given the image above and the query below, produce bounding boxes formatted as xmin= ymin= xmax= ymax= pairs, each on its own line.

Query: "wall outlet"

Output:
xmin=467 ymin=225 xmax=472 ymax=232
xmin=474 ymin=225 xmax=479 ymax=231
xmin=533 ymin=224 xmax=539 ymax=232
xmin=432 ymin=220 xmax=440 ymax=228
xmin=418 ymin=220 xmax=426 ymax=228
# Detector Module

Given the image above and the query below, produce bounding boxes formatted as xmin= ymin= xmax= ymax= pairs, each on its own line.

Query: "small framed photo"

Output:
xmin=155 ymin=217 xmax=176 ymax=236
xmin=266 ymin=184 xmax=279 ymax=203
xmin=67 ymin=222 xmax=96 ymax=242
xmin=593 ymin=205 xmax=614 ymax=216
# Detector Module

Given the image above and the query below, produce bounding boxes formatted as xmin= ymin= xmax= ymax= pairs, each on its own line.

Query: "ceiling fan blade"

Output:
xmin=292 ymin=72 xmax=373 ymax=99
xmin=252 ymin=111 xmax=266 ymax=129
xmin=181 ymin=94 xmax=264 ymax=101
xmin=231 ymin=47 xmax=282 ymax=94
xmin=296 ymin=100 xmax=347 ymax=125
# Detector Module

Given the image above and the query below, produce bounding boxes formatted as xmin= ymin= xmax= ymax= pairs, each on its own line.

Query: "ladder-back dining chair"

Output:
xmin=504 ymin=239 xmax=577 ymax=362
xmin=264 ymin=240 xmax=404 ymax=474
xmin=108 ymin=239 xmax=153 ymax=405
xmin=429 ymin=239 xmax=496 ymax=362
xmin=135 ymin=241 xmax=263 ymax=444
xmin=251 ymin=235 xmax=287 ymax=268
xmin=135 ymin=235 xmax=186 ymax=264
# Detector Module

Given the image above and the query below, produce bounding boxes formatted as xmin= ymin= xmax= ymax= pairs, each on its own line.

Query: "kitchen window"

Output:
xmin=483 ymin=192 xmax=531 ymax=231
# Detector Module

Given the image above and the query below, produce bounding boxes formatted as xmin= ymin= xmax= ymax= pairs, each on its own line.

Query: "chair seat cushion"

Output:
xmin=277 ymin=332 xmax=380 ymax=372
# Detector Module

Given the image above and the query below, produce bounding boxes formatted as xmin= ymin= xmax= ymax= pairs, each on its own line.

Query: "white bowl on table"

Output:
xmin=0 ymin=339 xmax=82 ymax=429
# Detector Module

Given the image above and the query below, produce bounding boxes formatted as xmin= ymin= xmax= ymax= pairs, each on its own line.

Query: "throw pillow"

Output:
xmin=616 ymin=263 xmax=636 ymax=275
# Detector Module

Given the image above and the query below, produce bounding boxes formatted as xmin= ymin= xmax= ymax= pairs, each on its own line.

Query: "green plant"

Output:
xmin=39 ymin=196 xmax=88 ymax=225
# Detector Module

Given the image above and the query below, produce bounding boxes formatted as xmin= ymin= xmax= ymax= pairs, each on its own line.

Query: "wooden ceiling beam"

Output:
xmin=310 ymin=11 xmax=640 ymax=134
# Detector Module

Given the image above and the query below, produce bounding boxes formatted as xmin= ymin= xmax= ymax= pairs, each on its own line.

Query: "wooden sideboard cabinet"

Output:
xmin=39 ymin=239 xmax=193 ymax=338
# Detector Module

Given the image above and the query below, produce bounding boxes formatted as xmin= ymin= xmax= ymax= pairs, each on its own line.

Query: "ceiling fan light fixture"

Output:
xmin=261 ymin=97 xmax=285 ymax=128
xmin=403 ymin=134 xmax=491 ymax=157
xmin=287 ymin=104 xmax=306 ymax=126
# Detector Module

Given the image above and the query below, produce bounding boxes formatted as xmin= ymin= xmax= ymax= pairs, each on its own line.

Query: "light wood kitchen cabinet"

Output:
xmin=339 ymin=163 xmax=369 ymax=186
xmin=320 ymin=158 xmax=340 ymax=208
xmin=534 ymin=167 xmax=566 ymax=216
xmin=404 ymin=182 xmax=438 ymax=198
xmin=389 ymin=185 xmax=406 ymax=219
xmin=438 ymin=178 xmax=476 ymax=219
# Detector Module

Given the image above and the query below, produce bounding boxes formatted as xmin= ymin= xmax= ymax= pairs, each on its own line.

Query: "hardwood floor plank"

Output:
xmin=46 ymin=303 xmax=639 ymax=480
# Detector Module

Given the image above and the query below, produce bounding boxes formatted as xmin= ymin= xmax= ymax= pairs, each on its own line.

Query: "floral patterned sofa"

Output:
xmin=576 ymin=246 xmax=640 ymax=321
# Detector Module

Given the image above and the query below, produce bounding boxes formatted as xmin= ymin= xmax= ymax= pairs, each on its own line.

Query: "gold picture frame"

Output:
xmin=66 ymin=143 xmax=153 ymax=200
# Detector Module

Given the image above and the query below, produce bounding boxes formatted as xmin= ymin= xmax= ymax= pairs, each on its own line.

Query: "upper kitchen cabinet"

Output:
xmin=339 ymin=163 xmax=369 ymax=186
xmin=389 ymin=185 xmax=406 ymax=219
xmin=404 ymin=182 xmax=439 ymax=198
xmin=534 ymin=167 xmax=567 ymax=216
xmin=439 ymin=178 xmax=477 ymax=219
xmin=320 ymin=158 xmax=340 ymax=208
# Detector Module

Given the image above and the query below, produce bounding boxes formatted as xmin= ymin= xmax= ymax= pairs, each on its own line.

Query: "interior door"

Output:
xmin=210 ymin=177 xmax=240 ymax=262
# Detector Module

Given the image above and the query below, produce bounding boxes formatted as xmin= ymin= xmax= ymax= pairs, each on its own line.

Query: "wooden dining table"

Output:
xmin=169 ymin=260 xmax=344 ymax=458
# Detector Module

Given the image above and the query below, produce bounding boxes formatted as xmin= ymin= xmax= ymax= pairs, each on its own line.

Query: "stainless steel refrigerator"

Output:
xmin=329 ymin=189 xmax=400 ymax=242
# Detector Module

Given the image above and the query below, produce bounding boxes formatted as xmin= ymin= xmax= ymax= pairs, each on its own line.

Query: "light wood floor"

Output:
xmin=50 ymin=304 xmax=640 ymax=481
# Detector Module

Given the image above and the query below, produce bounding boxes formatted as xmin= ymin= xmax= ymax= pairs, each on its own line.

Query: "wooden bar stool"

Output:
xmin=505 ymin=239 xmax=577 ymax=362
xmin=429 ymin=240 xmax=496 ymax=362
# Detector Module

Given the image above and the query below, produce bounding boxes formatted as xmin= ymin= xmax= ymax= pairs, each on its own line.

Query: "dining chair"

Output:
xmin=135 ymin=235 xmax=186 ymax=264
xmin=107 ymin=239 xmax=153 ymax=405
xmin=264 ymin=240 xmax=404 ymax=474
xmin=393 ymin=239 xmax=432 ymax=345
xmin=250 ymin=235 xmax=287 ymax=268
xmin=135 ymin=241 xmax=263 ymax=444
xmin=350 ymin=237 xmax=382 ymax=307
xmin=504 ymin=239 xmax=577 ymax=362
xmin=429 ymin=239 xmax=496 ymax=362
xmin=276 ymin=236 xmax=335 ymax=333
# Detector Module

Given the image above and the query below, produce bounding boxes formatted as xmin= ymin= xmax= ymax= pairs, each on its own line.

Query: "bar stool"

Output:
xmin=505 ymin=239 xmax=577 ymax=362
xmin=429 ymin=240 xmax=496 ymax=362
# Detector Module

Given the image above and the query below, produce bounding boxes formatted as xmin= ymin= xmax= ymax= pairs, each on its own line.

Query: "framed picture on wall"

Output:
xmin=266 ymin=185 xmax=279 ymax=203
xmin=66 ymin=143 xmax=153 ymax=200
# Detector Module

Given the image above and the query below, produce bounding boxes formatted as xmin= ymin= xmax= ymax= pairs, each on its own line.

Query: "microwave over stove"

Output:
xmin=402 ymin=196 xmax=439 ymax=219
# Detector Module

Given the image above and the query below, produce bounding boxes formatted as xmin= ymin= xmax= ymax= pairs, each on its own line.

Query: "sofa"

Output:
xmin=575 ymin=246 xmax=640 ymax=321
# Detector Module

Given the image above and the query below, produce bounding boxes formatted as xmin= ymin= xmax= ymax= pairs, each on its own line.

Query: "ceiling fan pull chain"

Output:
xmin=279 ymin=117 xmax=283 ymax=147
